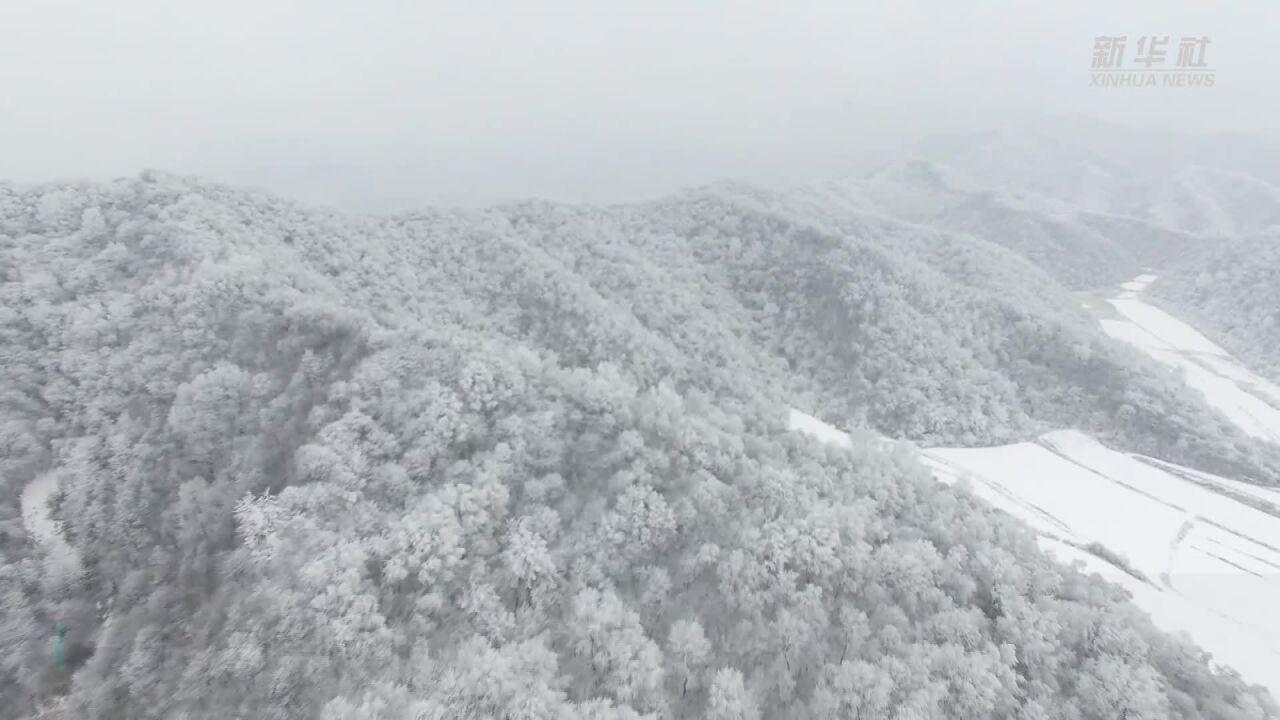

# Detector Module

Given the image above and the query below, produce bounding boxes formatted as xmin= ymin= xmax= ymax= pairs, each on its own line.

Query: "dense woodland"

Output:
xmin=1151 ymin=231 xmax=1280 ymax=385
xmin=2 ymin=173 xmax=1278 ymax=718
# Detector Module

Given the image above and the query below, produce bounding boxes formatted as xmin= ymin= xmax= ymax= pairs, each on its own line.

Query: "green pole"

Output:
xmin=53 ymin=623 xmax=66 ymax=673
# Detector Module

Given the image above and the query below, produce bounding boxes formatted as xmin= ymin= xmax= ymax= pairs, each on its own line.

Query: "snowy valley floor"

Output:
xmin=791 ymin=274 xmax=1280 ymax=697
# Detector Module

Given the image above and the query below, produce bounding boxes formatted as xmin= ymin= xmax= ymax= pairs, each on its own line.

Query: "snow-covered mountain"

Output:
xmin=914 ymin=119 xmax=1280 ymax=234
xmin=6 ymin=126 xmax=1280 ymax=719
xmin=797 ymin=155 xmax=1205 ymax=289
xmin=1142 ymin=166 xmax=1280 ymax=237
xmin=791 ymin=270 xmax=1280 ymax=698
xmin=1149 ymin=231 xmax=1280 ymax=388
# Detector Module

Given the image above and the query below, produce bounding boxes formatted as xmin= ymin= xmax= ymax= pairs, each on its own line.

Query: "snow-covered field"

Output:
xmin=927 ymin=431 xmax=1280 ymax=696
xmin=788 ymin=409 xmax=1280 ymax=696
xmin=787 ymin=273 xmax=1280 ymax=694
xmin=1101 ymin=275 xmax=1280 ymax=444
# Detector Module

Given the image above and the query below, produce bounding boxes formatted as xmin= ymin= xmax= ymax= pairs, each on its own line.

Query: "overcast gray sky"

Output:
xmin=3 ymin=1 xmax=1278 ymax=210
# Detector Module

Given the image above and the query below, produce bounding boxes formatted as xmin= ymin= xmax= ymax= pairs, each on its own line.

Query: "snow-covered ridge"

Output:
xmin=788 ymin=409 xmax=1280 ymax=696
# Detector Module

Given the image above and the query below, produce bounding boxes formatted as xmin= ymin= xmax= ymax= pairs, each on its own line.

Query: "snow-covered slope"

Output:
xmin=786 ymin=408 xmax=856 ymax=449
xmin=1101 ymin=274 xmax=1280 ymax=444
xmin=1144 ymin=166 xmax=1280 ymax=236
xmin=927 ymin=432 xmax=1280 ymax=697
xmin=788 ymin=409 xmax=1280 ymax=696
xmin=793 ymin=268 xmax=1280 ymax=694
xmin=20 ymin=473 xmax=82 ymax=589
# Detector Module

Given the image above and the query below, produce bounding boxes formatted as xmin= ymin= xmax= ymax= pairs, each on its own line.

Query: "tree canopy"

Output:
xmin=1 ymin=173 xmax=1276 ymax=718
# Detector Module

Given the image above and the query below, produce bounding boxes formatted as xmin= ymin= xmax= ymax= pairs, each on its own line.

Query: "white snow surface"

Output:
xmin=787 ymin=408 xmax=854 ymax=449
xmin=1101 ymin=276 xmax=1280 ymax=444
xmin=787 ymin=409 xmax=1280 ymax=696
xmin=1120 ymin=273 xmax=1158 ymax=293
xmin=21 ymin=472 xmax=82 ymax=587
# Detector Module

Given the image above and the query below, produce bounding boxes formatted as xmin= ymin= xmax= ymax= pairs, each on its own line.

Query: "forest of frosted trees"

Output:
xmin=2 ymin=173 xmax=1278 ymax=719
xmin=1150 ymin=230 xmax=1280 ymax=386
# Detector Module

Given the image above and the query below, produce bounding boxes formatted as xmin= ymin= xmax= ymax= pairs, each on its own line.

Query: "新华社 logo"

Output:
xmin=1090 ymin=35 xmax=1216 ymax=88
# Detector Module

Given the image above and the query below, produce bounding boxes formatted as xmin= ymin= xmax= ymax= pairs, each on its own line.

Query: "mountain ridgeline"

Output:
xmin=1 ymin=170 xmax=1278 ymax=719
